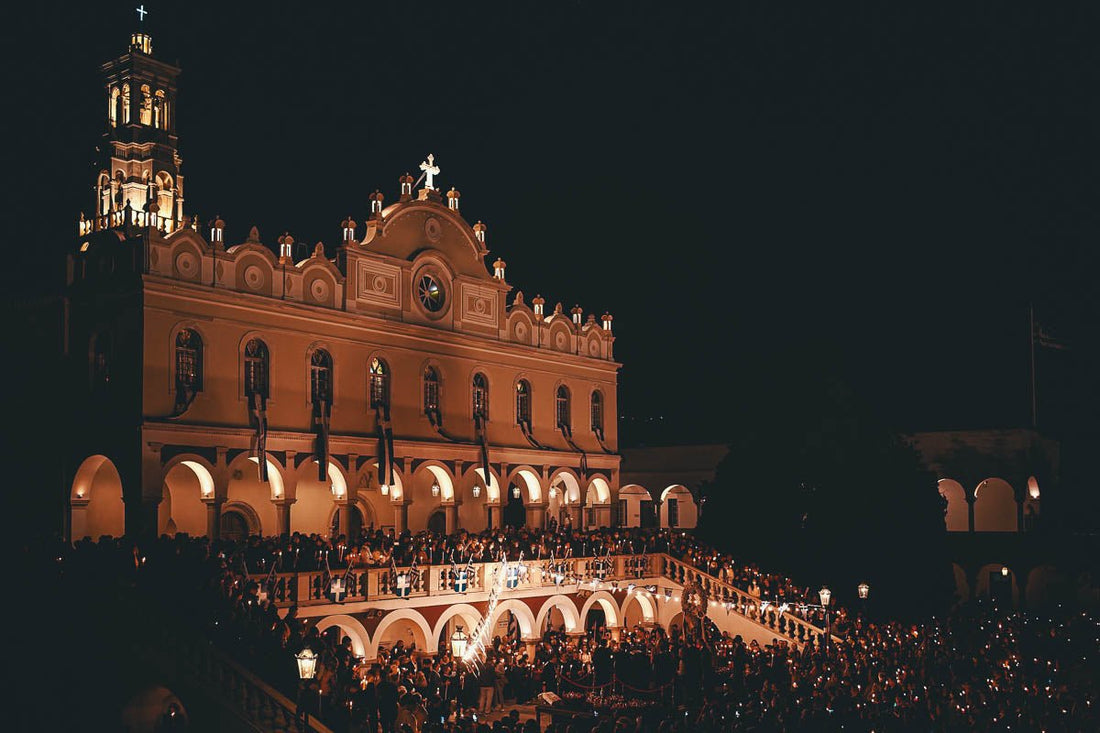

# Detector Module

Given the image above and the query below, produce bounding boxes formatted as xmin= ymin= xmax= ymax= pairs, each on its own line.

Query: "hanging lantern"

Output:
xmin=431 ymin=482 xmax=440 ymax=498
xmin=296 ymin=648 xmax=318 ymax=680
xmin=512 ymin=485 xmax=522 ymax=499
xmin=472 ymin=484 xmax=481 ymax=498
xmin=380 ymin=484 xmax=389 ymax=496
xmin=450 ymin=625 xmax=469 ymax=657
xmin=819 ymin=587 xmax=832 ymax=607
xmin=1000 ymin=566 xmax=1009 ymax=578
xmin=858 ymin=583 xmax=870 ymax=600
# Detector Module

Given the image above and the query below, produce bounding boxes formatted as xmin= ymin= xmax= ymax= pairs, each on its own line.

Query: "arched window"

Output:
xmin=109 ymin=86 xmax=119 ymax=127
xmin=516 ymin=380 xmax=531 ymax=426
xmin=423 ymin=366 xmax=440 ymax=414
xmin=175 ymin=329 xmax=203 ymax=392
xmin=369 ymin=357 xmax=389 ymax=409
xmin=244 ymin=339 xmax=269 ymax=398
xmin=139 ymin=84 xmax=152 ymax=125
xmin=121 ymin=84 xmax=130 ymax=124
xmin=591 ymin=390 xmax=604 ymax=434
xmin=154 ymin=89 xmax=166 ymax=129
xmin=311 ymin=349 xmax=333 ymax=405
xmin=473 ymin=373 xmax=489 ymax=421
xmin=556 ymin=386 xmax=571 ymax=429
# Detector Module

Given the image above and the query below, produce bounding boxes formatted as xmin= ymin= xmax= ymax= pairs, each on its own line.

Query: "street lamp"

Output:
xmin=857 ymin=583 xmax=870 ymax=600
xmin=819 ymin=587 xmax=832 ymax=653
xmin=450 ymin=625 xmax=469 ymax=658
xmin=296 ymin=648 xmax=318 ymax=680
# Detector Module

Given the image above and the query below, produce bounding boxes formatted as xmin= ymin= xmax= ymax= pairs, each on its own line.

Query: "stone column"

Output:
xmin=487 ymin=504 xmax=500 ymax=530
xmin=525 ymin=503 xmax=547 ymax=530
xmin=966 ymin=494 xmax=976 ymax=533
xmin=203 ymin=498 xmax=224 ymax=539
xmin=272 ymin=499 xmax=294 ymax=537
xmin=444 ymin=503 xmax=459 ymax=534
xmin=393 ymin=502 xmax=409 ymax=533
xmin=522 ymin=636 xmax=539 ymax=661
xmin=70 ymin=497 xmax=90 ymax=541
xmin=334 ymin=496 xmax=352 ymax=538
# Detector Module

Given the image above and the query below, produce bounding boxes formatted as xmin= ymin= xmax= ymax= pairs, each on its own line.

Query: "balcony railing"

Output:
xmin=250 ymin=552 xmax=833 ymax=649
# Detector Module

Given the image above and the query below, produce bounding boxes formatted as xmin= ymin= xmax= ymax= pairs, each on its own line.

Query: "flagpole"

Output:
xmin=1029 ymin=303 xmax=1038 ymax=429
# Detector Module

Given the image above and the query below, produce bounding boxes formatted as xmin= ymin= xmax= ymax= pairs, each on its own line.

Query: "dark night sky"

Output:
xmin=6 ymin=1 xmax=1097 ymax=444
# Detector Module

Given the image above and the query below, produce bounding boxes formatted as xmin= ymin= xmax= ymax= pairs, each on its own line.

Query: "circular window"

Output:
xmin=417 ymin=274 xmax=446 ymax=312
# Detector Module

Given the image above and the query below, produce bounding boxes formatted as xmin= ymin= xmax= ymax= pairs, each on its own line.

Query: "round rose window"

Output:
xmin=417 ymin=274 xmax=445 ymax=312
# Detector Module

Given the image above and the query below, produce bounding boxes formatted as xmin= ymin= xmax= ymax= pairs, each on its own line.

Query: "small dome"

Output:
xmin=277 ymin=232 xmax=295 ymax=246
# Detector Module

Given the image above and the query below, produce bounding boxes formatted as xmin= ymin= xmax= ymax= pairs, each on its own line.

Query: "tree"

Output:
xmin=698 ymin=344 xmax=953 ymax=618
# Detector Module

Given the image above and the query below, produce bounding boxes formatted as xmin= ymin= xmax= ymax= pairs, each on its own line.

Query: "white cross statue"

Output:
xmin=136 ymin=4 xmax=148 ymax=22
xmin=419 ymin=154 xmax=440 ymax=190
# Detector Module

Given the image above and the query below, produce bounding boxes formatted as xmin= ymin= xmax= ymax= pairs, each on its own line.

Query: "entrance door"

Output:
xmin=640 ymin=500 xmax=657 ymax=528
xmin=220 ymin=510 xmax=249 ymax=542
xmin=427 ymin=510 xmax=446 ymax=535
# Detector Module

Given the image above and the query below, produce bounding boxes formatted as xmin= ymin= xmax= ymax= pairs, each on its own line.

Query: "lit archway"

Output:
xmin=314 ymin=614 xmax=370 ymax=658
xmin=580 ymin=591 xmax=621 ymax=629
xmin=508 ymin=466 xmax=543 ymax=503
xmin=620 ymin=591 xmax=656 ymax=627
xmin=938 ymin=479 xmax=968 ymax=532
xmin=370 ymin=609 xmax=433 ymax=659
xmin=659 ymin=485 xmax=697 ymax=529
xmin=431 ymin=603 xmax=484 ymax=653
xmin=974 ymin=478 xmax=1017 ymax=532
xmin=534 ymin=595 xmax=581 ymax=634
xmin=292 ymin=459 xmax=349 ymax=536
xmin=71 ymin=455 xmax=125 ymax=539
xmin=488 ymin=599 xmax=536 ymax=640
xmin=161 ymin=456 xmax=215 ymax=537
xmin=224 ymin=453 xmax=283 ymax=536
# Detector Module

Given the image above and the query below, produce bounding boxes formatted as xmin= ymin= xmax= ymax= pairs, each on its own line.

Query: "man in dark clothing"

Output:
xmin=377 ymin=673 xmax=400 ymax=733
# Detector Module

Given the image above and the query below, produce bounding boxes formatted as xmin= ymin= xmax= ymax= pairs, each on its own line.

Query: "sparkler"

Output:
xmin=461 ymin=550 xmax=509 ymax=671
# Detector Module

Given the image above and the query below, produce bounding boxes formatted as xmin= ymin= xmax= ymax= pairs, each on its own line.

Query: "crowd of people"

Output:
xmin=43 ymin=526 xmax=1097 ymax=732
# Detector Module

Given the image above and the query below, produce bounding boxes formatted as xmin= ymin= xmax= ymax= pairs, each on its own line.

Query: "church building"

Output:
xmin=67 ymin=28 xmax=621 ymax=542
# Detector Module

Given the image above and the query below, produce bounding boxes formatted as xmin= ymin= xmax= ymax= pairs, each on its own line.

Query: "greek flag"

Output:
xmin=506 ymin=563 xmax=521 ymax=590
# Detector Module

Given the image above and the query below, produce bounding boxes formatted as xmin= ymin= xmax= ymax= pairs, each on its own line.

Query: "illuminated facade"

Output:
xmin=67 ymin=30 xmax=621 ymax=541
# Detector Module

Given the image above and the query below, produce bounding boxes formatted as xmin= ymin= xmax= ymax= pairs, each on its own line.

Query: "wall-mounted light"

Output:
xmin=380 ymin=484 xmax=389 ymax=496
xmin=472 ymin=484 xmax=481 ymax=499
xmin=1001 ymin=566 xmax=1010 ymax=577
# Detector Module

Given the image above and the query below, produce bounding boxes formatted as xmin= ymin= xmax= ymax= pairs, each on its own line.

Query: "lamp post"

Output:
xmin=450 ymin=625 xmax=469 ymax=658
xmin=296 ymin=647 xmax=318 ymax=728
xmin=857 ymin=582 xmax=870 ymax=619
xmin=819 ymin=586 xmax=832 ymax=653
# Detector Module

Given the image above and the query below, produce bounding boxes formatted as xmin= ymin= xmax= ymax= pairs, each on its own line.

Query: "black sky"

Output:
xmin=7 ymin=1 xmax=1097 ymax=444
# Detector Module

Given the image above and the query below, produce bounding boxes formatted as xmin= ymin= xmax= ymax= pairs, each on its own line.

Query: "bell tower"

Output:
xmin=82 ymin=9 xmax=185 ymax=236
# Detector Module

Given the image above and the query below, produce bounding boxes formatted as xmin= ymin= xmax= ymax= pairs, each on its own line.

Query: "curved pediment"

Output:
xmin=362 ymin=201 xmax=492 ymax=281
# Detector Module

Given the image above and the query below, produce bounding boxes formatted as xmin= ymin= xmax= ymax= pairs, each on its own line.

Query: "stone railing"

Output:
xmin=659 ymin=555 xmax=836 ymax=649
xmin=251 ymin=554 xmax=662 ymax=607
xmin=144 ymin=618 xmax=332 ymax=733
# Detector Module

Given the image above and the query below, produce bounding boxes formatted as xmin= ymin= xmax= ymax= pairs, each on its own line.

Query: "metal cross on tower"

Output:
xmin=419 ymin=154 xmax=440 ymax=190
xmin=136 ymin=4 xmax=148 ymax=22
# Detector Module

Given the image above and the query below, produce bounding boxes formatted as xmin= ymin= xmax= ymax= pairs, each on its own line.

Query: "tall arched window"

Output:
xmin=139 ymin=84 xmax=152 ymax=125
xmin=556 ymin=386 xmax=571 ymax=429
xmin=472 ymin=373 xmax=489 ymax=421
xmin=175 ymin=329 xmax=203 ymax=392
xmin=516 ymin=380 xmax=531 ymax=426
xmin=423 ymin=366 xmax=440 ymax=414
xmin=311 ymin=349 xmax=333 ymax=405
xmin=244 ymin=339 xmax=269 ymax=398
xmin=369 ymin=357 xmax=389 ymax=409
xmin=591 ymin=390 xmax=604 ymax=434
xmin=121 ymin=83 xmax=130 ymax=124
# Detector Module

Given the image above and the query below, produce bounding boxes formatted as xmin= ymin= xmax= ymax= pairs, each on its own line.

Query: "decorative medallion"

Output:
xmin=424 ymin=217 xmax=442 ymax=242
xmin=589 ymin=340 xmax=600 ymax=356
xmin=555 ymin=331 xmax=567 ymax=349
xmin=243 ymin=264 xmax=265 ymax=291
xmin=175 ymin=252 xmax=198 ymax=279
xmin=515 ymin=322 xmax=528 ymax=340
xmin=372 ymin=275 xmax=387 ymax=293
xmin=309 ymin=278 xmax=330 ymax=302
xmin=473 ymin=297 xmax=487 ymax=315
xmin=682 ymin=582 xmax=709 ymax=619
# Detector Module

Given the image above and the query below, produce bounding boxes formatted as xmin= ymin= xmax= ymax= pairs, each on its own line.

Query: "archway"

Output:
xmin=370 ymin=609 xmax=433 ymax=659
xmin=427 ymin=510 xmax=446 ymax=535
xmin=535 ymin=595 xmax=581 ymax=634
xmin=219 ymin=506 xmax=251 ymax=541
xmin=225 ymin=454 xmax=282 ymax=538
xmin=621 ymin=592 xmax=656 ymax=628
xmin=974 ymin=478 xmax=1018 ymax=532
xmin=659 ymin=485 xmax=697 ymax=529
xmin=314 ymin=614 xmax=370 ymax=658
xmin=618 ymin=484 xmax=653 ymax=529
xmin=580 ymin=591 xmax=620 ymax=633
xmin=409 ymin=462 xmax=453 ymax=532
xmin=668 ymin=612 xmax=684 ymax=636
xmin=293 ymin=459 xmax=349 ymax=536
xmin=160 ymin=458 xmax=213 ymax=537
xmin=488 ymin=599 xmax=536 ymax=642
xmin=71 ymin=455 xmax=125 ymax=539
xmin=549 ymin=469 xmax=582 ymax=529
xmin=457 ymin=466 xmax=500 ymax=532
xmin=938 ymin=479 xmax=968 ymax=532
xmin=331 ymin=505 xmax=365 ymax=540
xmin=431 ymin=603 xmax=483 ymax=656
